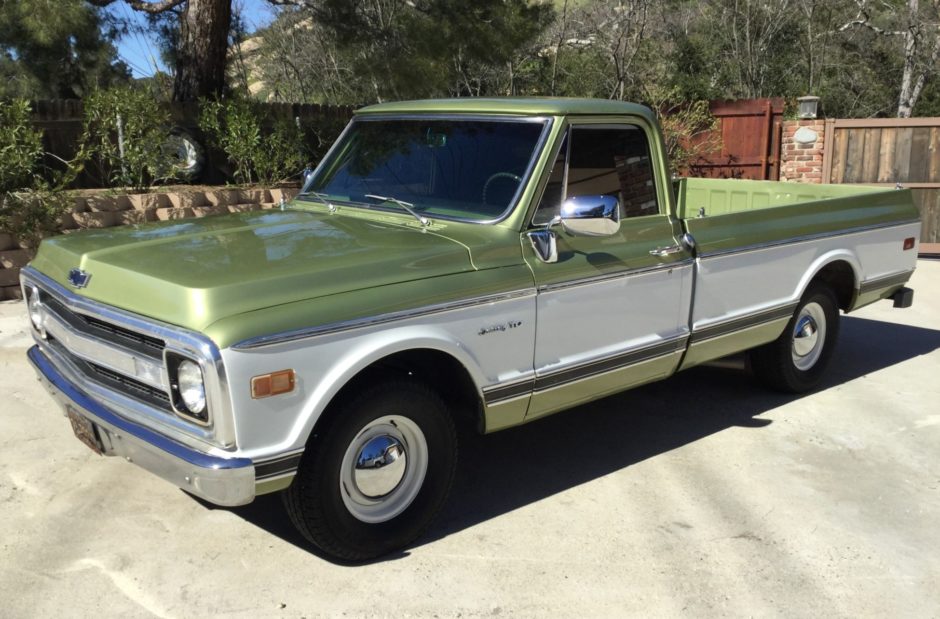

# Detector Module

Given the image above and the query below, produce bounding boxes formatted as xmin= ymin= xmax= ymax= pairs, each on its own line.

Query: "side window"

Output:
xmin=532 ymin=124 xmax=659 ymax=226
xmin=567 ymin=125 xmax=659 ymax=219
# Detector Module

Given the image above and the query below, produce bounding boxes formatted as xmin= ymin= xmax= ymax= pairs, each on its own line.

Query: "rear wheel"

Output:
xmin=750 ymin=284 xmax=840 ymax=393
xmin=283 ymin=379 xmax=457 ymax=561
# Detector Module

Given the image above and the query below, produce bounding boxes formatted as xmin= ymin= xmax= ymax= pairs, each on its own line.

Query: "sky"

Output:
xmin=108 ymin=0 xmax=277 ymax=79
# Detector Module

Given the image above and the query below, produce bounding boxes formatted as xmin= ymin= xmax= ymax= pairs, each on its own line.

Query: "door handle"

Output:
xmin=650 ymin=234 xmax=696 ymax=258
xmin=649 ymin=244 xmax=683 ymax=257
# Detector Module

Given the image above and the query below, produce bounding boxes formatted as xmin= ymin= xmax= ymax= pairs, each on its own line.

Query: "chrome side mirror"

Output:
xmin=560 ymin=195 xmax=620 ymax=237
xmin=301 ymin=166 xmax=314 ymax=185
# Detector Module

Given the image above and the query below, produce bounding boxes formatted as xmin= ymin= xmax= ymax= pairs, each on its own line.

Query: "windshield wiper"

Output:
xmin=299 ymin=190 xmax=337 ymax=213
xmin=365 ymin=194 xmax=430 ymax=227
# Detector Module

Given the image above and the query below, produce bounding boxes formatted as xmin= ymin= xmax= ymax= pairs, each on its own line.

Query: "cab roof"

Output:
xmin=355 ymin=97 xmax=656 ymax=120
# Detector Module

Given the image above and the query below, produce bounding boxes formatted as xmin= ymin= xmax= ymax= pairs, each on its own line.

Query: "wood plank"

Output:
xmin=843 ymin=129 xmax=865 ymax=183
xmin=877 ymin=127 xmax=897 ymax=183
xmin=830 ymin=128 xmax=849 ymax=183
xmin=909 ymin=128 xmax=930 ymax=182
xmin=835 ymin=182 xmax=940 ymax=188
xmin=926 ymin=189 xmax=940 ymax=243
xmin=860 ymin=127 xmax=881 ymax=182
xmin=832 ymin=118 xmax=940 ymax=128
xmin=928 ymin=127 xmax=940 ymax=183
xmin=893 ymin=127 xmax=914 ymax=183
xmin=821 ymin=119 xmax=836 ymax=182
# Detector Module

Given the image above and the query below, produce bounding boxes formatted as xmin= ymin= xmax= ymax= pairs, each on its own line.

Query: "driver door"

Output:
xmin=522 ymin=119 xmax=694 ymax=420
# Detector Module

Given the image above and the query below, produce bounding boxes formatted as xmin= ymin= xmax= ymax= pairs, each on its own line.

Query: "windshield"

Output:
xmin=300 ymin=117 xmax=549 ymax=222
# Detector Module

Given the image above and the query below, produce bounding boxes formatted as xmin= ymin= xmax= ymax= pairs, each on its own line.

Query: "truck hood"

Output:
xmin=30 ymin=210 xmax=476 ymax=331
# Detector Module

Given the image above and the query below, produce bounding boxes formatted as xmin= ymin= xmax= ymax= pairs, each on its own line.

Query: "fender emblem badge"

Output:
xmin=67 ymin=268 xmax=91 ymax=289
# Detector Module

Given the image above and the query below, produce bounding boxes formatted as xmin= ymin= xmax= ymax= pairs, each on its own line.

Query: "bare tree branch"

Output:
xmin=87 ymin=0 xmax=186 ymax=13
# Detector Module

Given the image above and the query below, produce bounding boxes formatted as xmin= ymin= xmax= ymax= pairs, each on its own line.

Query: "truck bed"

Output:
xmin=674 ymin=177 xmax=894 ymax=219
xmin=671 ymin=177 xmax=921 ymax=368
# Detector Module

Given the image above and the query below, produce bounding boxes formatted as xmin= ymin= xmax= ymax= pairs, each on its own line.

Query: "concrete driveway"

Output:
xmin=1 ymin=262 xmax=938 ymax=618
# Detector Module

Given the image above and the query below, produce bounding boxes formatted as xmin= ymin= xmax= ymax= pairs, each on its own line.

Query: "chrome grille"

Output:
xmin=88 ymin=362 xmax=172 ymax=406
xmin=36 ymin=286 xmax=173 ymax=412
xmin=44 ymin=334 xmax=172 ymax=410
xmin=23 ymin=265 xmax=232 ymax=447
xmin=41 ymin=292 xmax=165 ymax=357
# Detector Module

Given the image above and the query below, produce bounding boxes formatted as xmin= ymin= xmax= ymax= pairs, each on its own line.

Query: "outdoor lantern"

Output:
xmin=797 ymin=96 xmax=820 ymax=119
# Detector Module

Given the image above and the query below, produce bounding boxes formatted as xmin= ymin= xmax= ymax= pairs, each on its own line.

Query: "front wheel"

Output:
xmin=750 ymin=284 xmax=840 ymax=393
xmin=282 ymin=379 xmax=457 ymax=561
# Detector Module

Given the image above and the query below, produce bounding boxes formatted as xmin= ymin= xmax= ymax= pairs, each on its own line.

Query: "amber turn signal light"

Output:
xmin=251 ymin=369 xmax=295 ymax=399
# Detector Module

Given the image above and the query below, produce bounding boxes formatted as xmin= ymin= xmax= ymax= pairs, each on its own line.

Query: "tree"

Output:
xmin=261 ymin=0 xmax=553 ymax=102
xmin=838 ymin=0 xmax=940 ymax=117
xmin=0 ymin=0 xmax=130 ymax=98
xmin=90 ymin=0 xmax=232 ymax=101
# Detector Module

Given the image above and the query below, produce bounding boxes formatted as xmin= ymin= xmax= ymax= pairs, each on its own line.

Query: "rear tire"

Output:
xmin=282 ymin=379 xmax=457 ymax=562
xmin=750 ymin=284 xmax=840 ymax=393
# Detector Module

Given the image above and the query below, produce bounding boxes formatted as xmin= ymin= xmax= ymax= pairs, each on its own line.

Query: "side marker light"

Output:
xmin=251 ymin=369 xmax=295 ymax=399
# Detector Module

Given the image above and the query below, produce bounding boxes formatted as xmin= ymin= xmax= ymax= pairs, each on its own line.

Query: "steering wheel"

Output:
xmin=482 ymin=172 xmax=523 ymax=206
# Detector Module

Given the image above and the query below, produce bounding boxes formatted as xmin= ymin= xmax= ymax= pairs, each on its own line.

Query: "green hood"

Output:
xmin=31 ymin=210 xmax=476 ymax=331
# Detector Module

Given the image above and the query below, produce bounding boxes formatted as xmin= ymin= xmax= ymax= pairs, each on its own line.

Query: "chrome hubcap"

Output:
xmin=354 ymin=435 xmax=407 ymax=498
xmin=792 ymin=315 xmax=818 ymax=357
xmin=340 ymin=415 xmax=428 ymax=524
xmin=791 ymin=302 xmax=826 ymax=371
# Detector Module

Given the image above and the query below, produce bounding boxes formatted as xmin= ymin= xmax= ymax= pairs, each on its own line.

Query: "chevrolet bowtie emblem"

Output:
xmin=67 ymin=268 xmax=91 ymax=289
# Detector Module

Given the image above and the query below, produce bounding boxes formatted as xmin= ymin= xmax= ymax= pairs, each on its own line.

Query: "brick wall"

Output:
xmin=780 ymin=119 xmax=826 ymax=183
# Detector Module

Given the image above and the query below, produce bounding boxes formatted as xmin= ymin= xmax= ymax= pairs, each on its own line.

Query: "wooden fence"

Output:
xmin=822 ymin=117 xmax=940 ymax=243
xmin=689 ymin=98 xmax=785 ymax=181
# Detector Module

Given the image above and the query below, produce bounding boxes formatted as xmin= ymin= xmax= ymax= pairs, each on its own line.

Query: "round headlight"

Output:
xmin=177 ymin=359 xmax=206 ymax=415
xmin=27 ymin=286 xmax=43 ymax=332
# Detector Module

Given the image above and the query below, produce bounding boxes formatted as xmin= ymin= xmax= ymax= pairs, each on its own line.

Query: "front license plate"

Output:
xmin=66 ymin=406 xmax=102 ymax=455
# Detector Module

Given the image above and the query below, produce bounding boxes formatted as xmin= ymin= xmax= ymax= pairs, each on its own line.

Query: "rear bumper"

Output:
xmin=28 ymin=345 xmax=256 ymax=506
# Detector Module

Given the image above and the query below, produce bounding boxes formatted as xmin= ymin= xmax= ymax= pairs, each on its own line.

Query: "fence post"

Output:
xmin=116 ymin=113 xmax=127 ymax=182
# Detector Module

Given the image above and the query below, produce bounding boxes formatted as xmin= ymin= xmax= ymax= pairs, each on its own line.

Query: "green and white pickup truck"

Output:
xmin=23 ymin=98 xmax=920 ymax=560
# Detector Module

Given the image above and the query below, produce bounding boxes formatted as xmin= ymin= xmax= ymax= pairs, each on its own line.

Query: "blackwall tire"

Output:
xmin=282 ymin=379 xmax=457 ymax=562
xmin=750 ymin=284 xmax=840 ymax=393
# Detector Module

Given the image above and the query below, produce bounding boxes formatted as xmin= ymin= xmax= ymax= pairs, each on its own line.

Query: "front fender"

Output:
xmin=219 ymin=292 xmax=536 ymax=458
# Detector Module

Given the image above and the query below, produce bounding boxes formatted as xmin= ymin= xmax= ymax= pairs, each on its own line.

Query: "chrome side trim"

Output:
xmin=858 ymin=270 xmax=915 ymax=294
xmin=21 ymin=266 xmax=236 ymax=448
xmin=689 ymin=303 xmax=799 ymax=344
xmin=697 ymin=219 xmax=922 ymax=259
xmin=482 ymin=379 xmax=535 ymax=406
xmin=535 ymin=336 xmax=687 ymax=392
xmin=483 ymin=335 xmax=688 ymax=405
xmin=254 ymin=451 xmax=305 ymax=481
xmin=233 ymin=288 xmax=538 ymax=350
xmin=538 ymin=259 xmax=694 ymax=293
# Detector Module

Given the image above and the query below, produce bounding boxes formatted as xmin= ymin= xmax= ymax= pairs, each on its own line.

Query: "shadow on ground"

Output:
xmin=225 ymin=315 xmax=940 ymax=564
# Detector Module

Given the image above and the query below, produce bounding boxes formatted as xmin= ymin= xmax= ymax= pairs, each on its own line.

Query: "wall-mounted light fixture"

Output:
xmin=797 ymin=95 xmax=821 ymax=119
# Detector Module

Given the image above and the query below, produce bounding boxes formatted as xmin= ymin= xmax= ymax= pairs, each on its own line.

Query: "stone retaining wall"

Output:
xmin=0 ymin=187 xmax=298 ymax=301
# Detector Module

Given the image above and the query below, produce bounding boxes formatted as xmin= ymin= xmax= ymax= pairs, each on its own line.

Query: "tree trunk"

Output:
xmin=172 ymin=0 xmax=231 ymax=101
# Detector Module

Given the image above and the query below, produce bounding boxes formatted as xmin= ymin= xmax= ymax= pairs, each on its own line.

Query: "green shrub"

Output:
xmin=647 ymin=87 xmax=722 ymax=177
xmin=0 ymin=186 xmax=73 ymax=249
xmin=83 ymin=86 xmax=177 ymax=192
xmin=199 ymin=97 xmax=306 ymax=186
xmin=0 ymin=99 xmax=78 ymax=247
xmin=0 ymin=99 xmax=43 ymax=193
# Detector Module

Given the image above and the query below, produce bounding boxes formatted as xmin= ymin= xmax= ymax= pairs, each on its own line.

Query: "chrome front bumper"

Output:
xmin=28 ymin=345 xmax=256 ymax=506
